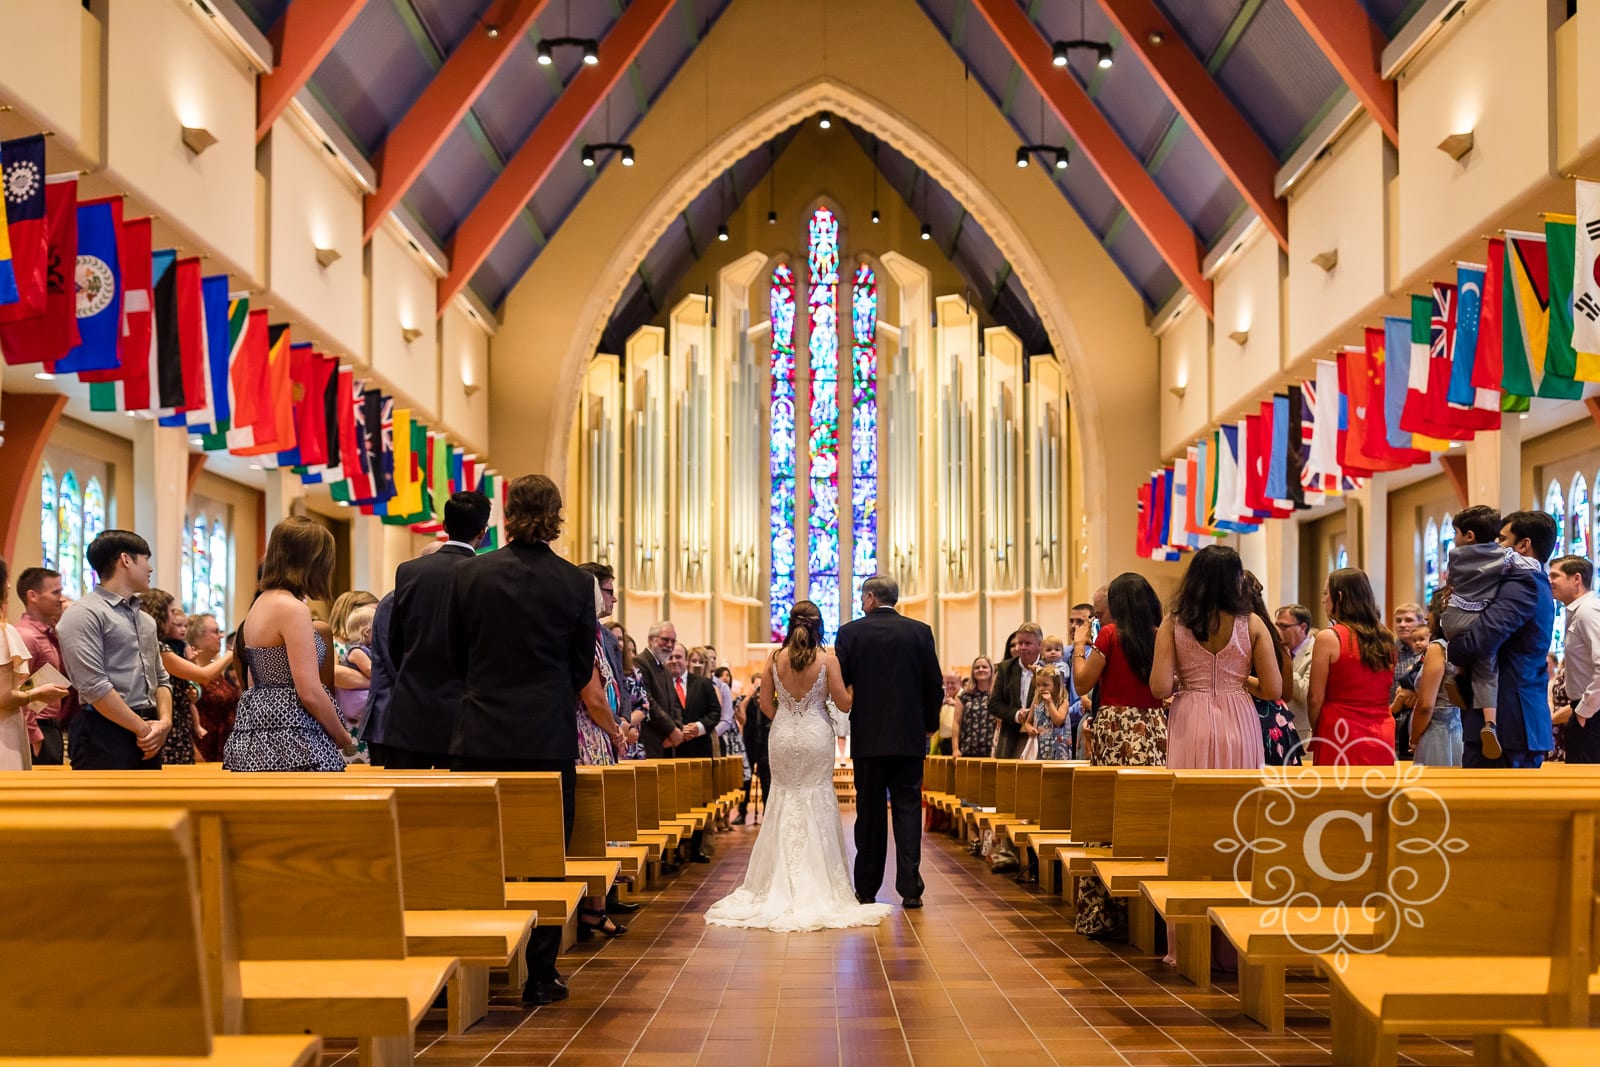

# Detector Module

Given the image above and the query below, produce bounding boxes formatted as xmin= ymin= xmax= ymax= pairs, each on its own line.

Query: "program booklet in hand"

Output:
xmin=21 ymin=662 xmax=70 ymax=706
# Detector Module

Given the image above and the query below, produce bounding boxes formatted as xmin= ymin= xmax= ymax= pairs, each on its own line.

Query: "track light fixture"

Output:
xmin=1015 ymin=144 xmax=1070 ymax=170
xmin=767 ymin=209 xmax=777 ymax=225
xmin=818 ymin=111 xmax=832 ymax=130
xmin=717 ymin=224 xmax=729 ymax=242
xmin=920 ymin=223 xmax=931 ymax=241
xmin=535 ymin=37 xmax=599 ymax=66
xmin=1052 ymin=38 xmax=1114 ymax=69
xmin=580 ymin=142 xmax=635 ymax=168
xmin=871 ymin=208 xmax=880 ymax=224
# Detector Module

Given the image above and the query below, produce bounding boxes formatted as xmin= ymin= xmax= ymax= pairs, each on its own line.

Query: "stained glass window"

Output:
xmin=1335 ymin=544 xmax=1349 ymax=571
xmin=210 ymin=520 xmax=230 ymax=629
xmin=39 ymin=464 xmax=57 ymax=572
xmin=769 ymin=263 xmax=798 ymax=642
xmin=1439 ymin=513 xmax=1455 ymax=606
xmin=849 ymin=262 xmax=878 ymax=620
xmin=57 ymin=472 xmax=83 ymax=600
xmin=1422 ymin=518 xmax=1440 ymax=604
xmin=1547 ymin=480 xmax=1567 ymax=657
xmin=81 ymin=478 xmax=105 ymax=597
xmin=191 ymin=515 xmax=210 ymax=617
xmin=181 ymin=529 xmax=193 ymax=615
xmin=807 ymin=207 xmax=841 ymax=640
xmin=1570 ymin=473 xmax=1590 ymax=558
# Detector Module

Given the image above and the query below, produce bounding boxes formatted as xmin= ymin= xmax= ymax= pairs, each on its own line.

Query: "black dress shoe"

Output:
xmin=691 ymin=851 xmax=712 ymax=863
xmin=607 ymin=898 xmax=642 ymax=914
xmin=522 ymin=979 xmax=570 ymax=1006
xmin=731 ymin=812 xmax=746 ymax=825
xmin=856 ymin=893 xmax=877 ymax=905
xmin=902 ymin=896 xmax=924 ymax=909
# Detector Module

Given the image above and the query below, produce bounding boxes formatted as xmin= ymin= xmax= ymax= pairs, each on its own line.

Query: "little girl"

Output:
xmin=1030 ymin=664 xmax=1073 ymax=760
xmin=336 ymin=604 xmax=375 ymax=761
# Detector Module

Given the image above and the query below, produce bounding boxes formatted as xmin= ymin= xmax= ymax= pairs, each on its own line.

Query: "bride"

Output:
xmin=704 ymin=601 xmax=893 ymax=931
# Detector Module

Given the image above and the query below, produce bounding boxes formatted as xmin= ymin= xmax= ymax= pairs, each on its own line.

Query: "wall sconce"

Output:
xmin=463 ymin=381 xmax=481 ymax=397
xmin=1228 ymin=329 xmax=1249 ymax=346
xmin=181 ymin=125 xmax=218 ymax=156
xmin=1437 ymin=130 xmax=1475 ymax=161
xmin=1311 ymin=249 xmax=1339 ymax=272
xmin=401 ymin=326 xmax=423 ymax=343
xmin=1168 ymin=384 xmax=1187 ymax=400
xmin=314 ymin=246 xmax=341 ymax=268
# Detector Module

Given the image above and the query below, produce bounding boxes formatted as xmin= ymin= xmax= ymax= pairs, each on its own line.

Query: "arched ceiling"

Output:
xmin=240 ymin=0 xmax=1425 ymax=317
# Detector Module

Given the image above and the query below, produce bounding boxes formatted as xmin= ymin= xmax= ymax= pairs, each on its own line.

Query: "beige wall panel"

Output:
xmin=1210 ymin=229 xmax=1284 ymax=422
xmin=1158 ymin=306 xmax=1210 ymax=460
xmin=440 ymin=304 xmax=490 ymax=455
xmin=939 ymin=594 xmax=981 ymax=667
xmin=0 ymin=2 xmax=93 ymax=155
xmin=1396 ymin=0 xmax=1553 ymax=284
xmin=105 ymin=0 xmax=257 ymax=280
xmin=265 ymin=122 xmax=366 ymax=361
xmin=666 ymin=595 xmax=710 ymax=650
xmin=1287 ymin=119 xmax=1390 ymax=362
xmin=368 ymin=227 xmax=440 ymax=419
xmin=1387 ymin=473 xmax=1457 ymax=613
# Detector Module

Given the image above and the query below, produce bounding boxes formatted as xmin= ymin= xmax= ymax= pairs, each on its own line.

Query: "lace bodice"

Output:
xmin=1174 ymin=615 xmax=1250 ymax=697
xmin=773 ymin=661 xmax=831 ymax=720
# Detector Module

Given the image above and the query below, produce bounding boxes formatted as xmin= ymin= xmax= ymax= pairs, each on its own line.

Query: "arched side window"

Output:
xmin=768 ymin=263 xmax=798 ymax=643
xmin=190 ymin=514 xmax=211 ymax=617
xmin=1570 ymin=473 xmax=1591 ymax=559
xmin=1422 ymin=518 xmax=1440 ymax=605
xmin=1335 ymin=543 xmax=1349 ymax=572
xmin=81 ymin=478 xmax=105 ymax=598
xmin=849 ymin=261 xmax=878 ymax=620
xmin=39 ymin=464 xmax=57 ymax=572
xmin=57 ymin=472 xmax=83 ymax=600
xmin=209 ymin=519 xmax=230 ymax=629
xmin=806 ymin=206 xmax=842 ymax=641
xmin=1547 ymin=480 xmax=1568 ymax=658
xmin=1439 ymin=512 xmax=1456 ymax=581
xmin=181 ymin=517 xmax=194 ymax=617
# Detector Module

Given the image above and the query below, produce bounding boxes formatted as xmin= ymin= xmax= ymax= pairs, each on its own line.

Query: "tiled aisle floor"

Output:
xmin=324 ymin=809 xmax=1474 ymax=1067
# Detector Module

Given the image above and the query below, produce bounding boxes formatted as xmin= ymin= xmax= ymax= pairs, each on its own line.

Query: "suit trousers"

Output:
xmin=852 ymin=754 xmax=924 ymax=901
xmin=741 ymin=748 xmax=771 ymax=815
xmin=454 ymin=756 xmax=576 ymax=984
xmin=373 ymin=743 xmax=452 ymax=770
xmin=1462 ymin=741 xmax=1545 ymax=769
xmin=1566 ymin=715 xmax=1600 ymax=764
xmin=33 ymin=718 xmax=65 ymax=765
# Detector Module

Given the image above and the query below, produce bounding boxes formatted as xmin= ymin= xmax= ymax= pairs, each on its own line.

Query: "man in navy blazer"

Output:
xmin=1447 ymin=509 xmax=1558 ymax=768
xmin=836 ymin=574 xmax=942 ymax=908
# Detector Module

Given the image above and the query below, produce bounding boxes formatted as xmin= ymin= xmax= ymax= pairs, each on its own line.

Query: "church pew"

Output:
xmin=988 ymin=761 xmax=1053 ymax=852
xmin=0 ymin=785 xmax=455 ymax=1067
xmin=0 ymin=807 xmax=323 ymax=1067
xmin=632 ymin=763 xmax=681 ymax=859
xmin=1499 ymin=1028 xmax=1600 ymax=1067
xmin=568 ymin=768 xmax=622 ymax=896
xmin=1086 ymin=768 xmax=1174 ymax=953
xmin=1030 ymin=765 xmax=1117 ymax=896
xmin=1322 ymin=786 xmax=1600 ymax=1067
xmin=1012 ymin=763 xmax=1079 ymax=871
xmin=599 ymin=764 xmax=654 ymax=891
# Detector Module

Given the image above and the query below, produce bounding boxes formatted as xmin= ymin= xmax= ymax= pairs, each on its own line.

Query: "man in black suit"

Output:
xmin=989 ymin=623 xmax=1042 ymax=759
xmin=666 ymin=645 xmax=720 ymax=758
xmin=447 ymin=475 xmax=597 ymax=1007
xmin=375 ymin=491 xmax=490 ymax=768
xmin=735 ymin=673 xmax=768 ymax=824
xmin=634 ymin=621 xmax=684 ymax=758
xmin=836 ymin=575 xmax=942 ymax=908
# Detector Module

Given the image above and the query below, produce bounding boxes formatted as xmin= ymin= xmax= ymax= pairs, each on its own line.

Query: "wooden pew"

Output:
xmin=0 ymin=785 xmax=455 ymax=1067
xmin=1012 ymin=763 xmax=1078 ymax=876
xmin=1499 ymin=1028 xmax=1600 ymax=1067
xmin=1087 ymin=768 xmax=1174 ymax=953
xmin=1030 ymin=765 xmax=1117 ymax=896
xmin=0 ymin=807 xmax=322 ymax=1067
xmin=599 ymin=764 xmax=655 ymax=891
xmin=568 ymin=767 xmax=622 ymax=896
xmin=1322 ymin=786 xmax=1600 ymax=1067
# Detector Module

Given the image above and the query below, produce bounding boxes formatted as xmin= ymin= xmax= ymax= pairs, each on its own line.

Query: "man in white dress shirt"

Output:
xmin=1550 ymin=555 xmax=1600 ymax=764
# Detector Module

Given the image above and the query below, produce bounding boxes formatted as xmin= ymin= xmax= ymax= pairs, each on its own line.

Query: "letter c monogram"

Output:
xmin=1303 ymin=810 xmax=1373 ymax=882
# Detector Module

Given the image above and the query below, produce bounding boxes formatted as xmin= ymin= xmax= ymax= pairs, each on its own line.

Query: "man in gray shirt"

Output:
xmin=57 ymin=530 xmax=172 ymax=769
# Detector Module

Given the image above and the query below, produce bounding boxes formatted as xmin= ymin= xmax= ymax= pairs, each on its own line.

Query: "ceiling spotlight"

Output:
xmin=1097 ymin=43 xmax=1114 ymax=68
xmin=484 ymin=23 xmax=500 ymax=39
xmin=871 ymin=208 xmax=880 ymax=224
xmin=1054 ymin=149 xmax=1069 ymax=170
xmin=33 ymin=371 xmax=54 ymax=381
xmin=537 ymin=36 xmax=599 ymax=66
xmin=1015 ymin=146 xmax=1030 ymax=168
xmin=1019 ymin=144 xmax=1070 ymax=171
xmin=818 ymin=111 xmax=832 ymax=130
xmin=1147 ymin=30 xmax=1165 ymax=46
xmin=536 ymin=40 xmax=553 ymax=64
xmin=717 ymin=224 xmax=729 ymax=242
xmin=581 ymin=142 xmax=633 ymax=168
xmin=1052 ymin=41 xmax=1069 ymax=67
xmin=767 ymin=209 xmax=777 ymax=224
xmin=1053 ymin=39 xmax=1115 ymax=71
xmin=920 ymin=223 xmax=931 ymax=241
xmin=582 ymin=40 xmax=598 ymax=65
xmin=620 ymin=145 xmax=634 ymax=166
xmin=581 ymin=145 xmax=595 ymax=167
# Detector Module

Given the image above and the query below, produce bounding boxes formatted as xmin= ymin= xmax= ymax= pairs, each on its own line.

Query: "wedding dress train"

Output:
xmin=704 ymin=661 xmax=892 ymax=932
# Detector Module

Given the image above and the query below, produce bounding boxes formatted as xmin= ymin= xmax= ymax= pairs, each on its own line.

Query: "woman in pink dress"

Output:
xmin=1150 ymin=546 xmax=1282 ymax=769
xmin=1308 ymin=568 xmax=1397 ymax=766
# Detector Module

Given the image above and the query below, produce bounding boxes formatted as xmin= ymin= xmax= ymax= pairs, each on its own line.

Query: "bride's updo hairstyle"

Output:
xmin=782 ymin=600 xmax=825 ymax=672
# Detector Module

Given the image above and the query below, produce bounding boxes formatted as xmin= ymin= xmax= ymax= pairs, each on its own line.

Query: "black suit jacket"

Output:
xmin=447 ymin=539 xmax=596 ymax=760
xmin=989 ymin=656 xmax=1031 ymax=759
xmin=383 ymin=543 xmax=475 ymax=753
xmin=635 ymin=650 xmax=675 ymax=758
xmin=835 ymin=607 xmax=942 ymax=758
xmin=671 ymin=672 xmax=721 ymax=758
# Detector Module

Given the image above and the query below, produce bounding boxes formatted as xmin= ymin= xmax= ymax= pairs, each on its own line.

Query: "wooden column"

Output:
xmin=0 ymin=391 xmax=68 ymax=568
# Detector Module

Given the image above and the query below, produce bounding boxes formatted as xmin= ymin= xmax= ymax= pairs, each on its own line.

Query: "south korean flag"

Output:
xmin=1573 ymin=180 xmax=1600 ymax=355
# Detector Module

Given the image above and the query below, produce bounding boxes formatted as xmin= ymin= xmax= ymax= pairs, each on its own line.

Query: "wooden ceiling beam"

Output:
xmin=968 ymin=0 xmax=1211 ymax=314
xmin=1096 ymin=0 xmax=1287 ymax=250
xmin=438 ymin=0 xmax=675 ymax=309
xmin=257 ymin=0 xmax=370 ymax=141
xmin=1281 ymin=0 xmax=1398 ymax=144
xmin=365 ymin=0 xmax=555 ymax=240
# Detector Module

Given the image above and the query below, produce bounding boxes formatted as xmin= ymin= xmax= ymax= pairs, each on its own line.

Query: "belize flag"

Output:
xmin=53 ymin=197 xmax=124 ymax=374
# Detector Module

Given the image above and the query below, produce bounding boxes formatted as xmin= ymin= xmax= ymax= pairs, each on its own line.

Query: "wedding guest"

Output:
xmin=991 ymin=623 xmax=1042 ymax=758
xmin=1274 ymin=604 xmax=1315 ymax=749
xmin=1390 ymin=600 xmax=1424 ymax=760
xmin=737 ymin=672 xmax=769 ymax=824
xmin=1549 ymin=554 xmax=1600 ymax=764
xmin=225 ymin=519 xmax=356 ymax=772
xmin=329 ymin=590 xmax=378 ymax=694
xmin=335 ymin=604 xmax=375 ymax=743
xmin=446 ymin=474 xmax=597 ymax=1005
xmin=143 ymin=591 xmax=234 ymax=764
xmin=1308 ymin=568 xmax=1397 ymax=767
xmin=580 ymin=563 xmax=643 ymax=759
xmin=58 ymin=531 xmax=173 ymax=770
xmin=187 ymin=614 xmax=240 ymax=763
xmin=575 ymin=577 xmax=627 ymax=771
xmin=1028 ymin=664 xmax=1072 ymax=760
xmin=952 ymin=656 xmax=995 ymax=757
xmin=1242 ymin=572 xmax=1300 ymax=765
xmin=1 ymin=556 xmax=69 ymax=770
xmin=636 ymin=622 xmax=685 ymax=759
xmin=619 ymin=633 xmax=650 ymax=761
xmin=669 ymin=645 xmax=720 ymax=760
xmin=702 ymin=644 xmax=738 ymax=758
xmin=1407 ymin=590 xmax=1463 ymax=767
xmin=1151 ymin=545 xmax=1280 ymax=770
xmin=933 ymin=669 xmax=960 ymax=755
xmin=362 ymin=593 xmax=396 ymax=747
xmin=13 ymin=567 xmax=75 ymax=764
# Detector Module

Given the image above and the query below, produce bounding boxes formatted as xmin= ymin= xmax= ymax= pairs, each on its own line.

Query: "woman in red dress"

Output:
xmin=1308 ymin=568 xmax=1397 ymax=766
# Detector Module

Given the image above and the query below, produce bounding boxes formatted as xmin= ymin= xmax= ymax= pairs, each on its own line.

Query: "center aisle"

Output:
xmin=345 ymin=812 xmax=1475 ymax=1067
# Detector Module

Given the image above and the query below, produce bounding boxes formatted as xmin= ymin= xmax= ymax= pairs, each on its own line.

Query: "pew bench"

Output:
xmin=1499 ymin=1028 xmax=1600 ymax=1067
xmin=0 ymin=807 xmax=324 ymax=1067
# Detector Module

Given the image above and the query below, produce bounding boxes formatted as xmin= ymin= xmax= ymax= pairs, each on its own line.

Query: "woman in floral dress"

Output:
xmin=953 ymin=656 xmax=996 ymax=757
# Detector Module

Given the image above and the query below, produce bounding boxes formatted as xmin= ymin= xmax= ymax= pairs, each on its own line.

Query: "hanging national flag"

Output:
xmin=276 ymin=344 xmax=318 ymax=468
xmin=82 ymin=213 xmax=148 ymax=385
xmin=1382 ymin=313 xmax=1447 ymax=451
xmin=1360 ymin=325 xmax=1432 ymax=468
xmin=0 ymin=135 xmax=48 ymax=322
xmin=1476 ymin=237 xmax=1529 ymax=413
xmin=313 ymin=356 xmax=345 ymax=484
xmin=156 ymin=256 xmax=205 ymax=421
xmin=1572 ymin=181 xmax=1600 ymax=376
xmin=200 ymin=292 xmax=246 ymax=448
xmin=382 ymin=407 xmax=420 ymax=520
xmin=1335 ymin=347 xmax=1383 ymax=475
xmin=226 ymin=311 xmax=274 ymax=452
xmin=53 ymin=197 xmax=124 ymax=375
xmin=0 ymin=140 xmax=17 ymax=308
xmin=0 ymin=175 xmax=78 ymax=367
xmin=1402 ymin=290 xmax=1472 ymax=440
xmin=431 ymin=433 xmax=451 ymax=525
xmin=180 ymin=275 xmax=231 ymax=435
xmin=1543 ymin=216 xmax=1594 ymax=395
xmin=1303 ymin=367 xmax=1342 ymax=494
xmin=478 ymin=471 xmax=504 ymax=552
xmin=1501 ymin=228 xmax=1580 ymax=399
xmin=1154 ymin=468 xmax=1178 ymax=556
xmin=1445 ymin=261 xmax=1501 ymax=429
xmin=90 ymin=246 xmax=173 ymax=414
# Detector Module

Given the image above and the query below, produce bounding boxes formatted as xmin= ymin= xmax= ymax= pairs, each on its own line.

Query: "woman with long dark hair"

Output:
xmin=1308 ymin=567 xmax=1397 ymax=766
xmin=705 ymin=601 xmax=892 ymax=931
xmin=1243 ymin=571 xmax=1302 ymax=765
xmin=1151 ymin=545 xmax=1281 ymax=769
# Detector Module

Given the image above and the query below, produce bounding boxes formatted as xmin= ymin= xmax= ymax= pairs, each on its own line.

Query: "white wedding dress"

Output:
xmin=704 ymin=660 xmax=893 ymax=931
